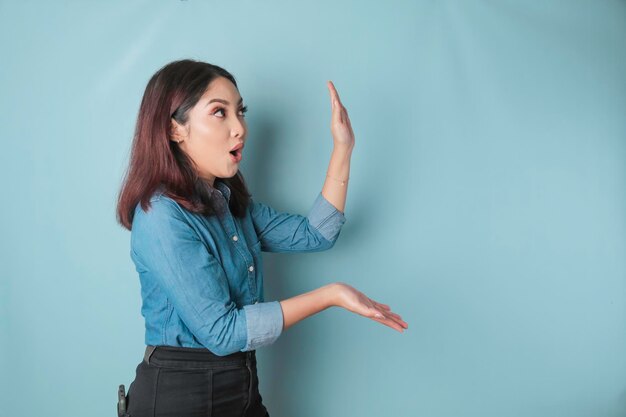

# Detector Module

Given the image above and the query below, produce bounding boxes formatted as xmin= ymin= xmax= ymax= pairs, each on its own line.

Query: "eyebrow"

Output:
xmin=205 ymin=97 xmax=244 ymax=107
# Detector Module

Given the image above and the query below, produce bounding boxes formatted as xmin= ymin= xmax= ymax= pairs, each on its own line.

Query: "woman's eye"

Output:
xmin=213 ymin=106 xmax=247 ymax=118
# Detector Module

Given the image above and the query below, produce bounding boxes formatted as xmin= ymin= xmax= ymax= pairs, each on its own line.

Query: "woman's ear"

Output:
xmin=170 ymin=118 xmax=186 ymax=143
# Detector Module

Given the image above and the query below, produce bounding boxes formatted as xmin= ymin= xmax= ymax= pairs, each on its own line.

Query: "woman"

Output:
xmin=116 ymin=59 xmax=408 ymax=417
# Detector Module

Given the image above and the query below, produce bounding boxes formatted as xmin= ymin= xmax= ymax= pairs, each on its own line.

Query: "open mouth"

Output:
xmin=229 ymin=148 xmax=242 ymax=162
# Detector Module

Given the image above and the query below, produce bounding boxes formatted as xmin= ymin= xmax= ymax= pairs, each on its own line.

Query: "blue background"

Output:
xmin=1 ymin=1 xmax=625 ymax=416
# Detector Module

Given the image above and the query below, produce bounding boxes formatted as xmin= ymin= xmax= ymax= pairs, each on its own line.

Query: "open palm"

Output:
xmin=334 ymin=282 xmax=408 ymax=333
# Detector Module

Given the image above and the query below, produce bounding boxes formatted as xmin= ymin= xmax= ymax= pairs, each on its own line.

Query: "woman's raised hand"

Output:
xmin=327 ymin=81 xmax=355 ymax=151
xmin=331 ymin=282 xmax=408 ymax=333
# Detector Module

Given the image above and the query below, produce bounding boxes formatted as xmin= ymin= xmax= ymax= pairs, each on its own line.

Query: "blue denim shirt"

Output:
xmin=130 ymin=180 xmax=346 ymax=356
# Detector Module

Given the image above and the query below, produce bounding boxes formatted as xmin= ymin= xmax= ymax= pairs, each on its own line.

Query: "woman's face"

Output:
xmin=171 ymin=76 xmax=248 ymax=186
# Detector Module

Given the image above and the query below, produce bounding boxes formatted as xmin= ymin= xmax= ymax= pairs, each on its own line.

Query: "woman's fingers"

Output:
xmin=367 ymin=298 xmax=408 ymax=330
xmin=379 ymin=306 xmax=402 ymax=320
xmin=375 ymin=302 xmax=406 ymax=321
xmin=373 ymin=308 xmax=408 ymax=331
xmin=328 ymin=80 xmax=346 ymax=124
xmin=328 ymin=80 xmax=342 ymax=106
xmin=326 ymin=80 xmax=355 ymax=149
xmin=373 ymin=314 xmax=406 ymax=332
xmin=328 ymin=81 xmax=336 ymax=107
xmin=386 ymin=314 xmax=409 ymax=330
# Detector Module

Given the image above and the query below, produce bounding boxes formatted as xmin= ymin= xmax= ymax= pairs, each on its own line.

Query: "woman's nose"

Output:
xmin=231 ymin=118 xmax=246 ymax=138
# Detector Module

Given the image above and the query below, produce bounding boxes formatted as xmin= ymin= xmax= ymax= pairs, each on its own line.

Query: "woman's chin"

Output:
xmin=224 ymin=168 xmax=239 ymax=178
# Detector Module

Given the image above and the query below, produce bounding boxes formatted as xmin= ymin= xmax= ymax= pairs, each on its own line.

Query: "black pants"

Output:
xmin=123 ymin=345 xmax=270 ymax=417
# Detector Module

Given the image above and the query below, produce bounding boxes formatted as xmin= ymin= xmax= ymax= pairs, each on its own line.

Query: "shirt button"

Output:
xmin=248 ymin=265 xmax=254 ymax=272
xmin=232 ymin=235 xmax=238 ymax=241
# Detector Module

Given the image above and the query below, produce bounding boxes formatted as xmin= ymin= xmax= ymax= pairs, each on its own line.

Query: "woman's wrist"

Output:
xmin=332 ymin=143 xmax=354 ymax=156
xmin=279 ymin=283 xmax=339 ymax=331
xmin=325 ymin=282 xmax=345 ymax=308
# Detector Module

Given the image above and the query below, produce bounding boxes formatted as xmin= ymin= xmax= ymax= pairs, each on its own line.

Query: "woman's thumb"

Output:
xmin=370 ymin=308 xmax=384 ymax=319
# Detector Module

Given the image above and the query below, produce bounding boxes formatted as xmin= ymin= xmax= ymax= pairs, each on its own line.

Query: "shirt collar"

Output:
xmin=214 ymin=179 xmax=231 ymax=202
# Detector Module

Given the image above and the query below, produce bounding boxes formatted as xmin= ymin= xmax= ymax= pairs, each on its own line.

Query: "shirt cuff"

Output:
xmin=241 ymin=301 xmax=284 ymax=351
xmin=306 ymin=192 xmax=347 ymax=242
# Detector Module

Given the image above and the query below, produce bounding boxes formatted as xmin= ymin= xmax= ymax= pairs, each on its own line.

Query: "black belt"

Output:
xmin=143 ymin=345 xmax=254 ymax=366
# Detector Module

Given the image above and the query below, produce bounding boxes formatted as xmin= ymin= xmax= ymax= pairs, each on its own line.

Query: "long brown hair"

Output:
xmin=116 ymin=59 xmax=251 ymax=230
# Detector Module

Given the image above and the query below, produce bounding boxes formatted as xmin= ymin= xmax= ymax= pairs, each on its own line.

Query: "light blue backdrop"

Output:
xmin=1 ymin=1 xmax=625 ymax=416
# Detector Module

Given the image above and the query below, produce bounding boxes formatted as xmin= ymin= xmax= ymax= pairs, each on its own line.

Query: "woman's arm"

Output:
xmin=249 ymin=193 xmax=346 ymax=253
xmin=247 ymin=81 xmax=352 ymax=253
xmin=321 ymin=81 xmax=355 ymax=213
xmin=322 ymin=146 xmax=352 ymax=213
xmin=277 ymin=84 xmax=407 ymax=332
xmin=279 ymin=284 xmax=336 ymax=330
xmin=279 ymin=283 xmax=408 ymax=333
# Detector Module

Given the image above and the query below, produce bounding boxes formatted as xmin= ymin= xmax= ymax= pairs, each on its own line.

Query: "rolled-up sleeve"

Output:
xmin=131 ymin=198 xmax=283 ymax=356
xmin=242 ymin=301 xmax=284 ymax=350
xmin=249 ymin=192 xmax=347 ymax=253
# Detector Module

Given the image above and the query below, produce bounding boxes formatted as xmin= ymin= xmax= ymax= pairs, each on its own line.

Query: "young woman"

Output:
xmin=116 ymin=59 xmax=408 ymax=417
